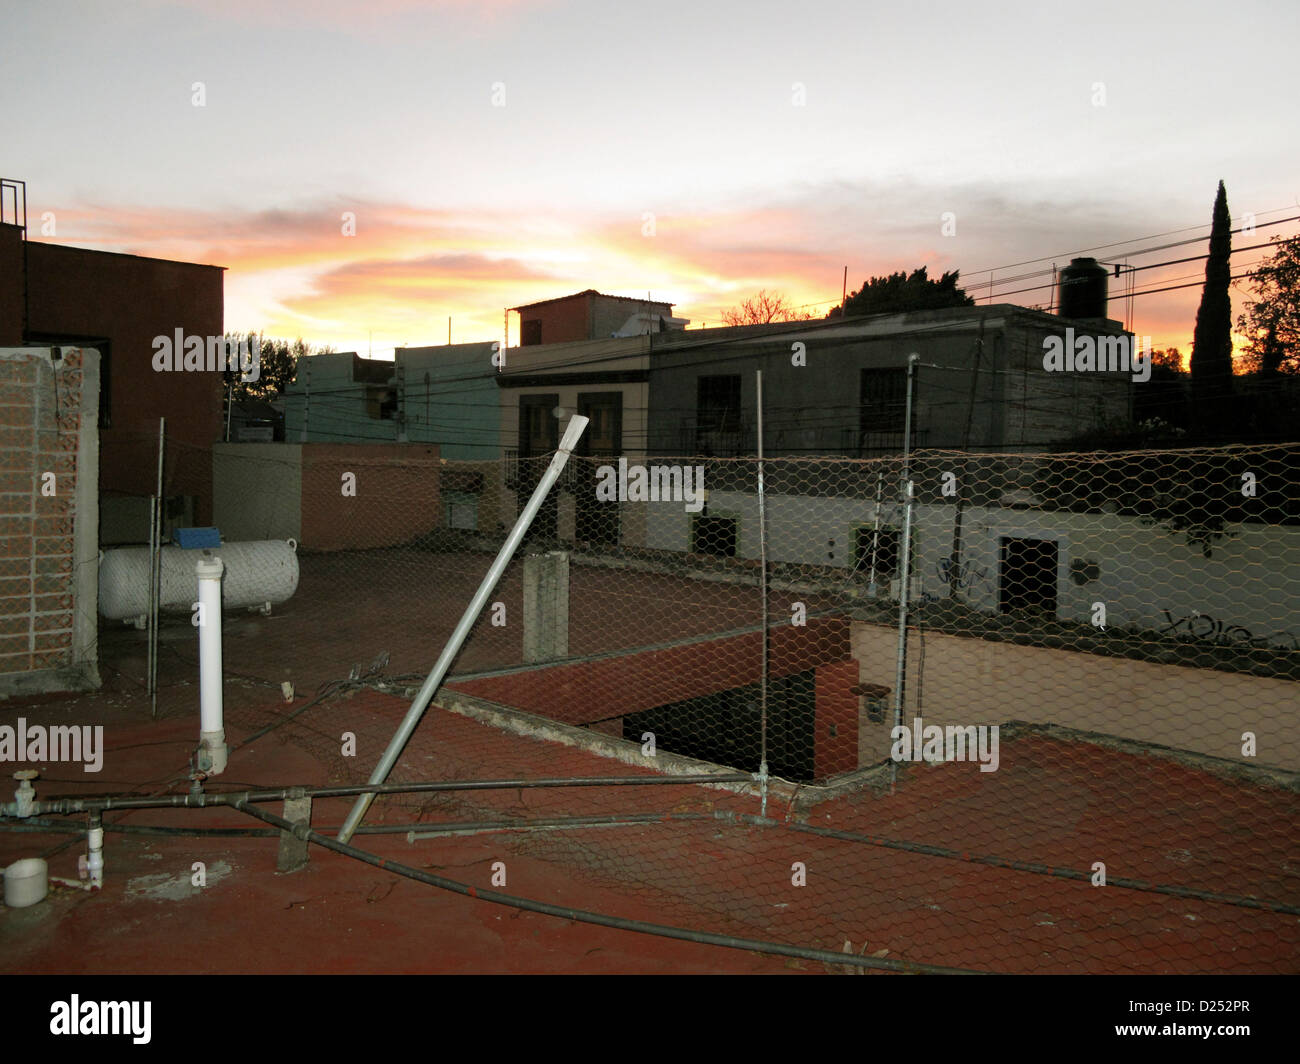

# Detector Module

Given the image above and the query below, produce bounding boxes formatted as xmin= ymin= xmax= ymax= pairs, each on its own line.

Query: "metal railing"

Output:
xmin=839 ymin=426 xmax=930 ymax=456
xmin=678 ymin=416 xmax=754 ymax=456
xmin=0 ymin=178 xmax=26 ymax=232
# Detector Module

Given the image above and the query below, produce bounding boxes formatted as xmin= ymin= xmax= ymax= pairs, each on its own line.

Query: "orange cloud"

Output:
xmin=36 ymin=189 xmax=1266 ymax=361
xmin=140 ymin=0 xmax=554 ymax=32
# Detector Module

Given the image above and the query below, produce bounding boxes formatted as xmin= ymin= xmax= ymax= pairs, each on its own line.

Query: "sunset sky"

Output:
xmin=6 ymin=0 xmax=1298 ymax=362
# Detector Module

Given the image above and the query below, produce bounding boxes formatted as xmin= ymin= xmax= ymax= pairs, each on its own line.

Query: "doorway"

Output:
xmin=998 ymin=537 xmax=1059 ymax=616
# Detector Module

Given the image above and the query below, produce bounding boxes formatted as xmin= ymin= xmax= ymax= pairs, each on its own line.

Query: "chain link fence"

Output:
xmin=99 ymin=436 xmax=1300 ymax=972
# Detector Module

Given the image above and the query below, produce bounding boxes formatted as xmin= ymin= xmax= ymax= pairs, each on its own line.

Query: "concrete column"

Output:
xmin=72 ymin=349 xmax=100 ymax=688
xmin=523 ymin=550 xmax=569 ymax=663
xmin=277 ymin=794 xmax=313 ymax=873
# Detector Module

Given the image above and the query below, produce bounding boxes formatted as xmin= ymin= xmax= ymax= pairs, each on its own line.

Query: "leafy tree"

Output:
xmin=1134 ymin=348 xmax=1190 ymax=434
xmin=1190 ymin=181 xmax=1234 ymax=423
xmin=720 ymin=290 xmax=813 ymax=326
xmin=831 ymin=266 xmax=973 ymax=318
xmin=1236 ymin=233 xmax=1300 ymax=376
xmin=223 ymin=333 xmax=334 ymax=401
xmin=1150 ymin=347 xmax=1186 ymax=374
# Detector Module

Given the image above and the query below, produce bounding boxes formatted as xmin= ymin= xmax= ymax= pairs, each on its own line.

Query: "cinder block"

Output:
xmin=523 ymin=550 xmax=570 ymax=664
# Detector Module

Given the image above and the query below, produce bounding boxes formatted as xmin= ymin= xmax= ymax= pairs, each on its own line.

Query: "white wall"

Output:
xmin=852 ymin=622 xmax=1300 ymax=772
xmin=212 ymin=443 xmax=302 ymax=543
xmin=645 ymin=490 xmax=1300 ymax=644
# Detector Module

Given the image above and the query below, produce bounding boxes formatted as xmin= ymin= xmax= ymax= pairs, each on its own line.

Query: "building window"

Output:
xmin=575 ymin=392 xmax=622 ymax=547
xmin=518 ymin=393 xmax=558 ymax=457
xmin=521 ymin=319 xmax=543 ymax=346
xmin=693 ymin=374 xmax=744 ymax=454
xmin=577 ymin=392 xmax=622 ymax=455
xmin=445 ymin=491 xmax=478 ymax=530
xmin=854 ymin=525 xmax=900 ymax=581
xmin=697 ymin=375 xmax=741 ymax=432
xmin=999 ymin=537 xmax=1059 ymax=616
xmin=859 ymin=368 xmax=907 ymax=434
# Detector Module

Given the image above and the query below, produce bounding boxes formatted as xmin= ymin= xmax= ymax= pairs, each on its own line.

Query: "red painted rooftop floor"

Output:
xmin=3 ymin=675 xmax=1297 ymax=974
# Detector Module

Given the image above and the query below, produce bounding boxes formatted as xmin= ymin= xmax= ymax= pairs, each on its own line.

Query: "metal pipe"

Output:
xmin=1 ymin=814 xmax=676 ymax=841
xmin=866 ymin=470 xmax=883 ymax=597
xmin=755 ymin=370 xmax=769 ymax=816
xmin=734 ymin=811 xmax=1300 ymax=918
xmin=891 ymin=479 xmax=915 ymax=789
xmin=10 ymin=804 xmax=1293 ymax=919
xmin=948 ymin=324 xmax=984 ymax=598
xmin=27 ymin=773 xmax=753 ymax=816
xmin=196 ymin=555 xmax=227 ymax=775
xmin=406 ymin=812 xmax=669 ymax=840
xmin=150 ymin=417 xmax=165 ymax=719
xmin=891 ymin=354 xmax=920 ymax=790
xmin=146 ymin=493 xmax=157 ymax=710
xmin=900 ymin=353 xmax=918 ymax=487
xmin=235 ymin=798 xmax=982 ymax=974
xmin=84 ymin=813 xmax=103 ymax=888
xmin=336 ymin=414 xmax=589 ymax=843
xmin=299 ymin=359 xmax=311 ymax=441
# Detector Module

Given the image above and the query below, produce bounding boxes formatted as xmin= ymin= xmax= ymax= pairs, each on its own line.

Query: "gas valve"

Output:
xmin=12 ymin=770 xmax=38 ymax=818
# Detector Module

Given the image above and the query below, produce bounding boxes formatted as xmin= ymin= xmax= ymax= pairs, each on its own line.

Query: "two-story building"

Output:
xmin=1 ymin=182 xmax=225 ymax=540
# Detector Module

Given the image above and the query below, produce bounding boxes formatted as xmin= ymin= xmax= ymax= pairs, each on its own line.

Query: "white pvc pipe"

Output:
xmin=196 ymin=556 xmax=227 ymax=775
xmin=85 ymin=824 xmax=103 ymax=889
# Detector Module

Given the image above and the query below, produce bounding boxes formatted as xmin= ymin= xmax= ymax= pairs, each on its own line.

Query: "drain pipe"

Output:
xmin=196 ymin=555 xmax=228 ymax=776
xmin=76 ymin=814 xmax=103 ymax=889
xmin=337 ymin=415 xmax=589 ymax=843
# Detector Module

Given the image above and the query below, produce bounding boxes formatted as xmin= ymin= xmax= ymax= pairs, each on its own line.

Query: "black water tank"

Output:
xmin=1057 ymin=257 xmax=1109 ymax=319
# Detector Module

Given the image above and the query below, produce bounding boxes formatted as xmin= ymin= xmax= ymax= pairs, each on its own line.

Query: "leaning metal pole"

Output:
xmin=337 ymin=414 xmax=589 ymax=843
xmin=891 ymin=354 xmax=919 ymax=790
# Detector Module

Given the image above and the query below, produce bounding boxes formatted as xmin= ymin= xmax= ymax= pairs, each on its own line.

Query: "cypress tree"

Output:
xmin=1190 ymin=180 xmax=1234 ymax=432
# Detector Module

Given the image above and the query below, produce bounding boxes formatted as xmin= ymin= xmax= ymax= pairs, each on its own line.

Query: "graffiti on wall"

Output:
xmin=1158 ymin=609 xmax=1299 ymax=651
xmin=935 ymin=557 xmax=991 ymax=596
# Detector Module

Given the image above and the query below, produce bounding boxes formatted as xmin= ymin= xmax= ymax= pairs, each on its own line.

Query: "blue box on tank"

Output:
xmin=173 ymin=527 xmax=221 ymax=549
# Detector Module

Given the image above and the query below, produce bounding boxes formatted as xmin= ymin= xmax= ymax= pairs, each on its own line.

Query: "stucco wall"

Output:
xmin=851 ymin=621 xmax=1300 ymax=772
xmin=25 ymin=243 xmax=223 ymax=520
xmin=644 ymin=491 xmax=1300 ymax=642
xmin=212 ymin=442 xmax=302 ymax=542
xmin=299 ymin=443 xmax=440 ymax=551
xmin=214 ymin=442 xmax=444 ymax=552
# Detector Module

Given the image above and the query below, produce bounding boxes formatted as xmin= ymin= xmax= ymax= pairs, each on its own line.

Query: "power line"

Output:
xmin=965 ymin=208 xmax=1300 ymax=280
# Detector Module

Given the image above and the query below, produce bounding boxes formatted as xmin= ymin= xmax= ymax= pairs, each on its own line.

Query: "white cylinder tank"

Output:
xmin=98 ymin=540 xmax=299 ymax=621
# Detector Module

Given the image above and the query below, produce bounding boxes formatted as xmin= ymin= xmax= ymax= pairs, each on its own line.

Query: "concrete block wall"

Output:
xmin=213 ymin=442 xmax=444 ymax=553
xmin=299 ymin=443 xmax=440 ymax=552
xmin=212 ymin=442 xmax=303 ymax=542
xmin=0 ymin=347 xmax=99 ymax=695
xmin=851 ymin=621 xmax=1300 ymax=772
